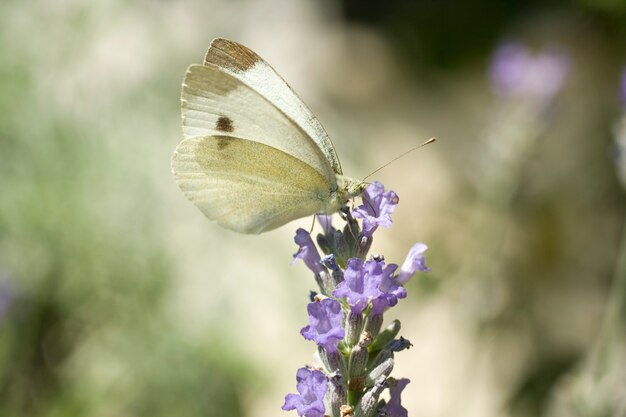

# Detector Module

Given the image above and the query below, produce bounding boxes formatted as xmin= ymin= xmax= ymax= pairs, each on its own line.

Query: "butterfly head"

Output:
xmin=337 ymin=175 xmax=366 ymax=201
xmin=346 ymin=179 xmax=367 ymax=199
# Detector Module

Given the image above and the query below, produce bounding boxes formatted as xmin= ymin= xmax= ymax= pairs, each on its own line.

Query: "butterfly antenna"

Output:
xmin=309 ymin=215 xmax=316 ymax=234
xmin=362 ymin=137 xmax=436 ymax=181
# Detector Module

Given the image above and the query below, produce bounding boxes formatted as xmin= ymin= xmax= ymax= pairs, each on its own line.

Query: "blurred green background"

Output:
xmin=1 ymin=0 xmax=626 ymax=416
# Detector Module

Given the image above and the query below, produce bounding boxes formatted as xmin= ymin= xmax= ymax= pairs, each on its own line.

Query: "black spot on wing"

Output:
xmin=216 ymin=116 xmax=234 ymax=133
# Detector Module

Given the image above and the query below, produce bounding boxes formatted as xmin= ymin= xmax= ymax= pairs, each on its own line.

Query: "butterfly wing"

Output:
xmin=171 ymin=135 xmax=333 ymax=234
xmin=202 ymin=38 xmax=343 ymax=176
xmin=181 ymin=64 xmax=336 ymax=183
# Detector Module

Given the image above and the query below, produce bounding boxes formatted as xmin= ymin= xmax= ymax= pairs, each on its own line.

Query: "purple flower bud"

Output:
xmin=365 ymin=356 xmax=394 ymax=388
xmin=380 ymin=378 xmax=410 ymax=417
xmin=366 ymin=314 xmax=401 ymax=350
xmin=344 ymin=311 xmax=364 ymax=346
xmin=321 ymin=254 xmax=344 ymax=286
xmin=293 ymin=228 xmax=324 ymax=275
xmin=364 ymin=313 xmax=384 ymax=339
xmin=489 ymin=42 xmax=570 ymax=102
xmin=356 ymin=376 xmax=387 ymax=417
xmin=321 ymin=255 xmax=339 ymax=272
xmin=352 ymin=181 xmax=399 ymax=237
xmin=397 ymin=243 xmax=431 ymax=284
xmin=300 ymin=298 xmax=345 ymax=353
xmin=327 ymin=371 xmax=347 ymax=417
xmin=282 ymin=368 xmax=328 ymax=417
xmin=348 ymin=343 xmax=369 ymax=382
xmin=318 ymin=346 xmax=348 ymax=378
xmin=389 ymin=336 xmax=413 ymax=352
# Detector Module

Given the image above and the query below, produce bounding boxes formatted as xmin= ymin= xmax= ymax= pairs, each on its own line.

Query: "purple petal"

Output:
xmin=380 ymin=379 xmax=410 ymax=417
xmin=352 ymin=181 xmax=399 ymax=237
xmin=372 ymin=263 xmax=406 ymax=314
xmin=333 ymin=258 xmax=367 ymax=314
xmin=300 ymin=298 xmax=345 ymax=352
xmin=293 ymin=228 xmax=324 ymax=275
xmin=333 ymin=257 xmax=409 ymax=314
xmin=397 ymin=243 xmax=430 ymax=284
xmin=316 ymin=214 xmax=333 ymax=237
xmin=282 ymin=368 xmax=328 ymax=417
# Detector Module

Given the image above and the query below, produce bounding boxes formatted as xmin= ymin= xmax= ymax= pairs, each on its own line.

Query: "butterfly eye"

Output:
xmin=347 ymin=182 xmax=366 ymax=198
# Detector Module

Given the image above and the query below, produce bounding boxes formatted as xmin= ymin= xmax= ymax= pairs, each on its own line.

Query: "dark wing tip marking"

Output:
xmin=204 ymin=38 xmax=260 ymax=72
xmin=216 ymin=116 xmax=234 ymax=133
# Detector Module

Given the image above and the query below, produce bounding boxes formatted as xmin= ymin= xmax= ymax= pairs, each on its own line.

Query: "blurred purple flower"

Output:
xmin=397 ymin=243 xmax=431 ymax=284
xmin=352 ymin=181 xmax=398 ymax=237
xmin=293 ymin=228 xmax=324 ymax=275
xmin=380 ymin=379 xmax=410 ymax=417
xmin=282 ymin=368 xmax=328 ymax=417
xmin=300 ymin=298 xmax=345 ymax=352
xmin=490 ymin=42 xmax=570 ymax=102
xmin=620 ymin=67 xmax=626 ymax=107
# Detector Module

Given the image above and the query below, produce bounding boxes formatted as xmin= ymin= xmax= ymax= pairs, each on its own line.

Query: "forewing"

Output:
xmin=171 ymin=135 xmax=332 ymax=234
xmin=203 ymin=38 xmax=343 ymax=175
xmin=182 ymin=64 xmax=336 ymax=183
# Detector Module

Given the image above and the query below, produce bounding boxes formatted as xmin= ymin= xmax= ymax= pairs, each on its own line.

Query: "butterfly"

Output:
xmin=171 ymin=38 xmax=365 ymax=234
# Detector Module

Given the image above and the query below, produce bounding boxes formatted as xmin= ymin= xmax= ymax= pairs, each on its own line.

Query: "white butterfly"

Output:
xmin=171 ymin=38 xmax=365 ymax=234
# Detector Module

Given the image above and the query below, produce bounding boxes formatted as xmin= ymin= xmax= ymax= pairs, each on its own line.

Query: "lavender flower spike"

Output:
xmin=282 ymin=368 xmax=328 ymax=417
xmin=352 ymin=181 xmax=399 ymax=237
xmin=293 ymin=228 xmax=324 ymax=275
xmin=300 ymin=298 xmax=345 ymax=352
xmin=380 ymin=378 xmax=410 ymax=417
xmin=397 ymin=243 xmax=431 ymax=284
xmin=285 ymin=179 xmax=431 ymax=416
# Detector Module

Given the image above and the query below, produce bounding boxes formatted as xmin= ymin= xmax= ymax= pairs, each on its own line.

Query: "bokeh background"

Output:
xmin=1 ymin=0 xmax=626 ymax=416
